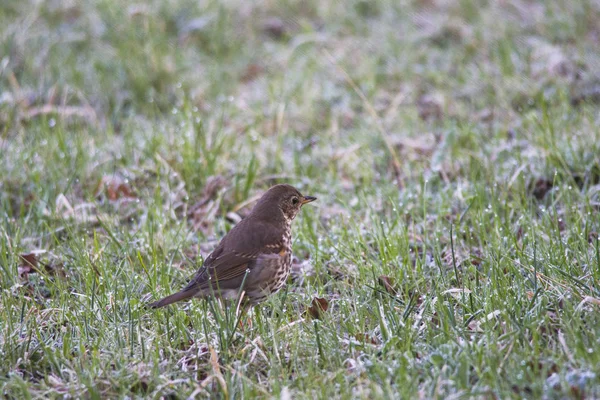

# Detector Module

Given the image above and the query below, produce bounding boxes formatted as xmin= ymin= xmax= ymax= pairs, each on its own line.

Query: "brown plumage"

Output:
xmin=148 ymin=184 xmax=316 ymax=308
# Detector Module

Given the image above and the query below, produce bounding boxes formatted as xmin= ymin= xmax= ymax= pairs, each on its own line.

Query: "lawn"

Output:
xmin=1 ymin=0 xmax=600 ymax=398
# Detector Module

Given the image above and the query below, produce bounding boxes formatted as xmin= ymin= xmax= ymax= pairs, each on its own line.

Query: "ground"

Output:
xmin=1 ymin=0 xmax=600 ymax=398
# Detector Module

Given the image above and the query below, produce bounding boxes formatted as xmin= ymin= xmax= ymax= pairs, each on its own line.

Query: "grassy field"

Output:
xmin=1 ymin=0 xmax=600 ymax=398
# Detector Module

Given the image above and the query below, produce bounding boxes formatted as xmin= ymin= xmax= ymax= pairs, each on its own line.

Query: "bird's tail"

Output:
xmin=148 ymin=289 xmax=196 ymax=308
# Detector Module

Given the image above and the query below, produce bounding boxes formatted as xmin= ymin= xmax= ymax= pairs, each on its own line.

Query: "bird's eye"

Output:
xmin=291 ymin=196 xmax=299 ymax=205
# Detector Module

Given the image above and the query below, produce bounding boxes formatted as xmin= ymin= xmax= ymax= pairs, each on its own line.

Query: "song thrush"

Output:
xmin=148 ymin=184 xmax=316 ymax=308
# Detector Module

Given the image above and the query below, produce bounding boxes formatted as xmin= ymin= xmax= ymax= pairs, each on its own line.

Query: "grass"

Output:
xmin=1 ymin=0 xmax=600 ymax=398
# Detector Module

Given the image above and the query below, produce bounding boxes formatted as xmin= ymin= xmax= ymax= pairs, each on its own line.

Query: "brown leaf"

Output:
xmin=18 ymin=264 xmax=34 ymax=278
xmin=241 ymin=63 xmax=264 ymax=82
xmin=441 ymin=246 xmax=483 ymax=270
xmin=190 ymin=199 xmax=219 ymax=234
xmin=327 ymin=264 xmax=347 ymax=281
xmin=95 ymin=175 xmax=136 ymax=201
xmin=43 ymin=261 xmax=67 ymax=279
xmin=526 ymin=291 xmax=535 ymax=300
xmin=177 ymin=339 xmax=195 ymax=351
xmin=354 ymin=333 xmax=380 ymax=345
xmin=391 ymin=134 xmax=437 ymax=157
xmin=516 ymin=226 xmax=524 ymax=241
xmin=532 ymin=178 xmax=553 ymax=199
xmin=18 ymin=253 xmax=38 ymax=278
xmin=306 ymin=297 xmax=329 ymax=319
xmin=262 ymin=17 xmax=287 ymax=39
xmin=416 ymin=93 xmax=444 ymax=121
xmin=19 ymin=253 xmax=38 ymax=269
xmin=187 ymin=176 xmax=227 ymax=213
xmin=378 ymin=275 xmax=397 ymax=295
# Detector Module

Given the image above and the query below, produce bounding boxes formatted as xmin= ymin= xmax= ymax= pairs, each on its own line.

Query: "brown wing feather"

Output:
xmin=148 ymin=218 xmax=286 ymax=307
xmin=184 ymin=245 xmax=283 ymax=292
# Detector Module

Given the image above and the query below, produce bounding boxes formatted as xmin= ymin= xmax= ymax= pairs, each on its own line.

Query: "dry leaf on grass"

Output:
xmin=54 ymin=193 xmax=97 ymax=223
xmin=576 ymin=296 xmax=600 ymax=311
xmin=391 ymin=134 xmax=437 ymax=156
xmin=18 ymin=253 xmax=38 ymax=278
xmin=377 ymin=275 xmax=397 ymax=295
xmin=305 ymin=297 xmax=329 ymax=319
xmin=190 ymin=200 xmax=220 ymax=234
xmin=262 ymin=17 xmax=287 ymax=39
xmin=95 ymin=175 xmax=136 ymax=201
xmin=19 ymin=251 xmax=66 ymax=281
xmin=441 ymin=246 xmax=483 ymax=270
xmin=443 ymin=288 xmax=472 ymax=297
xmin=531 ymin=177 xmax=553 ymax=200
xmin=416 ymin=93 xmax=444 ymax=121
xmin=241 ymin=63 xmax=264 ymax=82
xmin=188 ymin=175 xmax=228 ymax=232
xmin=354 ymin=333 xmax=380 ymax=345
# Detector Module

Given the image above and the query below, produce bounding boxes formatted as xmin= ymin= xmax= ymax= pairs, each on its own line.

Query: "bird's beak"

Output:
xmin=301 ymin=195 xmax=317 ymax=205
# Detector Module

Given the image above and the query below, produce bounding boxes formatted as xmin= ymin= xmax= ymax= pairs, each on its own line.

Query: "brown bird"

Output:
xmin=149 ymin=184 xmax=316 ymax=308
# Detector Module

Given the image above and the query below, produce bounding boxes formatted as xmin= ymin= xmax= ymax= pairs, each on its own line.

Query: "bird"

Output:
xmin=148 ymin=184 xmax=316 ymax=308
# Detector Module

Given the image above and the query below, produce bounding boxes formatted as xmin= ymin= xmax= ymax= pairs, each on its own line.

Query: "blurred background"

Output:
xmin=1 ymin=0 xmax=600 ymax=398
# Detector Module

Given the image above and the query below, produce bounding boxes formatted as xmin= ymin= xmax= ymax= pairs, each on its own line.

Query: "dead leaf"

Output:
xmin=17 ymin=264 xmax=33 ymax=278
xmin=417 ymin=93 xmax=444 ymax=121
xmin=18 ymin=253 xmax=38 ymax=278
xmin=532 ymin=177 xmax=553 ymax=199
xmin=262 ymin=17 xmax=287 ymax=39
xmin=95 ymin=175 xmax=136 ymax=201
xmin=442 ymin=246 xmax=483 ymax=270
xmin=190 ymin=199 xmax=219 ymax=234
xmin=327 ymin=263 xmax=350 ymax=281
xmin=576 ymin=296 xmax=600 ymax=311
xmin=188 ymin=176 xmax=227 ymax=211
xmin=526 ymin=291 xmax=534 ymax=300
xmin=476 ymin=108 xmax=494 ymax=123
xmin=127 ymin=4 xmax=150 ymax=18
xmin=241 ymin=63 xmax=264 ymax=82
xmin=354 ymin=333 xmax=380 ymax=345
xmin=43 ymin=261 xmax=67 ymax=278
xmin=20 ymin=253 xmax=38 ymax=269
xmin=377 ymin=275 xmax=397 ymax=295
xmin=391 ymin=134 xmax=437 ymax=157
xmin=331 ymin=144 xmax=362 ymax=161
xmin=306 ymin=297 xmax=329 ymax=319
xmin=443 ymin=288 xmax=472 ymax=296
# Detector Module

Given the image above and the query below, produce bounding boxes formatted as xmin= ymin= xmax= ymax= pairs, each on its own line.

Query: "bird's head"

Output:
xmin=253 ymin=184 xmax=316 ymax=222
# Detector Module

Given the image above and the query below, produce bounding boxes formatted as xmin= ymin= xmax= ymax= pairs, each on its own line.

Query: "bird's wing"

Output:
xmin=183 ymin=220 xmax=285 ymax=291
